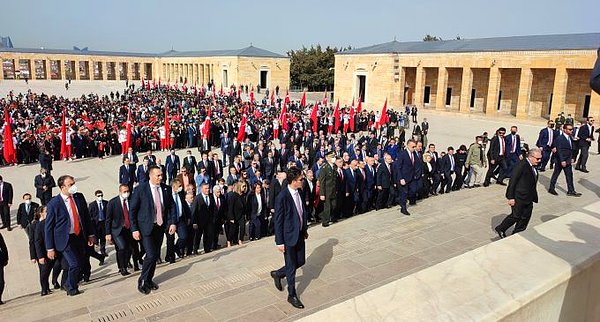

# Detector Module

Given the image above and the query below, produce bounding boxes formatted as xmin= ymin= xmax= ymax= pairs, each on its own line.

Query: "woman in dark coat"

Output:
xmin=246 ymin=182 xmax=266 ymax=241
xmin=421 ymin=154 xmax=434 ymax=198
xmin=226 ymin=182 xmax=247 ymax=247
xmin=28 ymin=206 xmax=54 ymax=296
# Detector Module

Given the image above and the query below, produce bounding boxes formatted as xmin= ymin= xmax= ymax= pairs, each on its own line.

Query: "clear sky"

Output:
xmin=1 ymin=0 xmax=598 ymax=54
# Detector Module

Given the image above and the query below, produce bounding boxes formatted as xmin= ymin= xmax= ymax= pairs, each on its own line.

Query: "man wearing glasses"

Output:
xmin=548 ymin=125 xmax=582 ymax=197
xmin=574 ymin=117 xmax=595 ymax=173
xmin=495 ymin=147 xmax=542 ymax=238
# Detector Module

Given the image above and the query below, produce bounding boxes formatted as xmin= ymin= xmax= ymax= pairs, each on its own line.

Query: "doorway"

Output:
xmin=357 ymin=75 xmax=366 ymax=102
xmin=445 ymin=88 xmax=452 ymax=106
xmin=259 ymin=70 xmax=268 ymax=89
xmin=222 ymin=69 xmax=229 ymax=88
xmin=424 ymin=86 xmax=431 ymax=104
xmin=583 ymin=95 xmax=591 ymax=118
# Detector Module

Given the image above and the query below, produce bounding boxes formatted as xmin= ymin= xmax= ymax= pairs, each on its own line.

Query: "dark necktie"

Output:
xmin=123 ymin=199 xmax=130 ymax=229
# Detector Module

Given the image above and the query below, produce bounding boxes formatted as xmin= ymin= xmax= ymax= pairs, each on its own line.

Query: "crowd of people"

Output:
xmin=0 ymin=72 xmax=597 ymax=306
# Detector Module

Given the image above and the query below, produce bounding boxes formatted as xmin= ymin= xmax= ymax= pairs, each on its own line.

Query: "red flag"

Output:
xmin=377 ymin=98 xmax=388 ymax=129
xmin=300 ymin=91 xmax=306 ymax=108
xmin=356 ymin=97 xmax=362 ymax=114
xmin=202 ymin=109 xmax=211 ymax=138
xmin=124 ymin=106 xmax=133 ymax=152
xmin=60 ymin=108 xmax=67 ymax=159
xmin=158 ymin=78 xmax=161 ymax=88
xmin=284 ymin=90 xmax=290 ymax=105
xmin=2 ymin=105 xmax=16 ymax=164
xmin=349 ymin=105 xmax=355 ymax=132
xmin=279 ymin=103 xmax=288 ymax=131
xmin=237 ymin=114 xmax=247 ymax=142
xmin=310 ymin=102 xmax=318 ymax=133
xmin=322 ymin=89 xmax=328 ymax=106
xmin=220 ymin=84 xmax=224 ymax=97
xmin=164 ymin=103 xmax=170 ymax=149
xmin=152 ymin=79 xmax=156 ymax=89
xmin=334 ymin=101 xmax=340 ymax=133
xmin=270 ymin=90 xmax=275 ymax=106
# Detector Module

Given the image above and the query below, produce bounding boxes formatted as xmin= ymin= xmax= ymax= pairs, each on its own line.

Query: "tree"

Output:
xmin=423 ymin=34 xmax=442 ymax=41
xmin=287 ymin=45 xmax=352 ymax=91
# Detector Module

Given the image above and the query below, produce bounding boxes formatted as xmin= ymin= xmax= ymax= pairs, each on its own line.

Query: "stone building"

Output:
xmin=0 ymin=45 xmax=290 ymax=91
xmin=334 ymin=33 xmax=600 ymax=120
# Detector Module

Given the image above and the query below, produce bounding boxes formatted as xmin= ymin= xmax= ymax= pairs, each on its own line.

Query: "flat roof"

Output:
xmin=0 ymin=45 xmax=286 ymax=58
xmin=338 ymin=33 xmax=600 ymax=55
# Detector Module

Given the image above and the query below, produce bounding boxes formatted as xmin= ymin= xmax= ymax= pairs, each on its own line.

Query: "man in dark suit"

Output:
xmin=495 ymin=148 xmax=542 ymax=237
xmin=17 ymin=193 xmax=39 ymax=231
xmin=395 ymin=140 xmax=419 ymax=216
xmin=361 ymin=158 xmax=376 ymax=212
xmin=136 ymin=159 xmax=150 ymax=184
xmin=548 ymin=125 xmax=582 ymax=197
xmin=484 ymin=128 xmax=508 ymax=187
xmin=165 ymin=150 xmax=181 ymax=184
xmin=270 ymin=167 xmax=308 ymax=309
xmin=376 ymin=154 xmax=393 ymax=210
xmin=182 ymin=150 xmax=197 ymax=175
xmin=165 ymin=179 xmax=190 ymax=263
xmin=441 ymin=147 xmax=457 ymax=194
xmin=211 ymin=153 xmax=224 ymax=183
xmin=130 ymin=166 xmax=177 ymax=294
xmin=504 ymin=126 xmax=522 ymax=177
xmin=88 ymin=190 xmax=109 ymax=256
xmin=0 ymin=232 xmax=7 ymax=304
xmin=426 ymin=144 xmax=442 ymax=194
xmin=190 ymin=183 xmax=215 ymax=254
xmin=344 ymin=160 xmax=359 ymax=217
xmin=106 ymin=184 xmax=140 ymax=276
xmin=536 ymin=120 xmax=557 ymax=172
xmin=263 ymin=151 xmax=276 ymax=181
xmin=119 ymin=158 xmax=136 ymax=192
xmin=123 ymin=147 xmax=139 ymax=166
xmin=575 ymin=117 xmax=595 ymax=173
xmin=34 ymin=168 xmax=56 ymax=206
xmin=45 ymin=175 xmax=95 ymax=296
xmin=0 ymin=177 xmax=13 ymax=231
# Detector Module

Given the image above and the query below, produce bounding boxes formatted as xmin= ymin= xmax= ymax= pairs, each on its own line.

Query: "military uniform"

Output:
xmin=318 ymin=160 xmax=337 ymax=226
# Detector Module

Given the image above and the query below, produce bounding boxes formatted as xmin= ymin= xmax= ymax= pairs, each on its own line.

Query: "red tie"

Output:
xmin=123 ymin=199 xmax=130 ymax=229
xmin=68 ymin=196 xmax=81 ymax=235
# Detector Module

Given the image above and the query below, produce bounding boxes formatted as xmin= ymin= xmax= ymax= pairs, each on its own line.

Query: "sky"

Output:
xmin=1 ymin=0 xmax=598 ymax=55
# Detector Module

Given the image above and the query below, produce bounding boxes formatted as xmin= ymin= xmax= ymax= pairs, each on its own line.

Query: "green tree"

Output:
xmin=288 ymin=45 xmax=352 ymax=91
xmin=423 ymin=34 xmax=442 ymax=41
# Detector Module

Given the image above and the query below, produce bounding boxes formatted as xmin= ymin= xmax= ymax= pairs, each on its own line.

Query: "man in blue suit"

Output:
xmin=136 ymin=159 xmax=150 ymax=184
xmin=130 ymin=166 xmax=177 ymax=295
xmin=504 ymin=126 xmax=522 ymax=177
xmin=535 ymin=120 xmax=557 ymax=172
xmin=548 ymin=125 xmax=582 ymax=197
xmin=270 ymin=167 xmax=308 ymax=309
xmin=45 ymin=175 xmax=95 ymax=296
xmin=395 ymin=139 xmax=419 ymax=216
xmin=164 ymin=149 xmax=180 ymax=184
xmin=119 ymin=158 xmax=136 ymax=192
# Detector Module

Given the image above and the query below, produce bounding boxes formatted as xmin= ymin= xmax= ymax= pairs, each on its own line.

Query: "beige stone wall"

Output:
xmin=237 ymin=57 xmax=290 ymax=92
xmin=334 ymin=50 xmax=600 ymax=120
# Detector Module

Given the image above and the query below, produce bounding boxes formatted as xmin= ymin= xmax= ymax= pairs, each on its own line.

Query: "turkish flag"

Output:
xmin=300 ymin=91 xmax=306 ymax=108
xmin=237 ymin=114 xmax=247 ymax=142
xmin=349 ymin=106 xmax=355 ymax=132
xmin=310 ymin=102 xmax=318 ymax=133
xmin=334 ymin=101 xmax=340 ymax=133
xmin=279 ymin=103 xmax=288 ymax=131
xmin=376 ymin=98 xmax=388 ymax=129
xmin=124 ymin=106 xmax=133 ymax=151
xmin=356 ymin=98 xmax=362 ymax=114
xmin=60 ymin=108 xmax=67 ymax=159
xmin=202 ymin=109 xmax=211 ymax=139
xmin=2 ymin=106 xmax=16 ymax=164
xmin=164 ymin=103 xmax=170 ymax=149
xmin=270 ymin=90 xmax=275 ymax=106
xmin=285 ymin=90 xmax=290 ymax=105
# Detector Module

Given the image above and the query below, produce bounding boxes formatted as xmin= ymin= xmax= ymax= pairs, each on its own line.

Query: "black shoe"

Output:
xmin=494 ymin=227 xmax=506 ymax=239
xmin=120 ymin=269 xmax=131 ymax=276
xmin=138 ymin=284 xmax=151 ymax=295
xmin=0 ymin=300 xmax=3 ymax=305
xmin=53 ymin=282 xmax=61 ymax=290
xmin=41 ymin=290 xmax=49 ymax=296
xmin=127 ymin=262 xmax=133 ymax=268
xmin=99 ymin=257 xmax=105 ymax=266
xmin=148 ymin=281 xmax=159 ymax=290
xmin=581 ymin=169 xmax=589 ymax=173
xmin=548 ymin=189 xmax=559 ymax=195
xmin=483 ymin=182 xmax=490 ymax=187
xmin=67 ymin=289 xmax=82 ymax=296
xmin=82 ymin=275 xmax=90 ymax=282
xmin=496 ymin=182 xmax=507 ymax=186
xmin=0 ymin=226 xmax=5 ymax=229
xmin=287 ymin=295 xmax=305 ymax=309
xmin=133 ymin=266 xmax=140 ymax=272
xmin=575 ymin=167 xmax=581 ymax=171
xmin=270 ymin=271 xmax=283 ymax=291
xmin=567 ymin=191 xmax=582 ymax=197
xmin=401 ymin=208 xmax=411 ymax=216
xmin=7 ymin=227 xmax=11 ymax=231
xmin=322 ymin=223 xmax=329 ymax=227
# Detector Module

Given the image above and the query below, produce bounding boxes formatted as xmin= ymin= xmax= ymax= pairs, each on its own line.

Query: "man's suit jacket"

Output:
xmin=88 ymin=199 xmax=109 ymax=224
xmin=505 ymin=133 xmax=521 ymax=155
xmin=33 ymin=219 xmax=50 ymax=260
xmin=105 ymin=196 xmax=130 ymax=237
xmin=45 ymin=192 xmax=95 ymax=252
xmin=441 ymin=153 xmax=456 ymax=174
xmin=274 ymin=187 xmax=307 ymax=247
xmin=123 ymin=153 xmax=139 ymax=164
xmin=376 ymin=163 xmax=393 ymax=188
xmin=173 ymin=192 xmax=191 ymax=225
xmin=0 ymin=181 xmax=13 ymax=205
xmin=190 ymin=194 xmax=215 ymax=226
xmin=119 ymin=165 xmax=136 ymax=185
xmin=129 ymin=182 xmax=177 ymax=236
xmin=0 ymin=232 xmax=7 ymax=265
xmin=136 ymin=165 xmax=150 ymax=184
xmin=487 ymin=135 xmax=506 ymax=161
xmin=17 ymin=202 xmax=39 ymax=229
xmin=165 ymin=155 xmax=181 ymax=177
xmin=506 ymin=159 xmax=538 ymax=204
xmin=554 ymin=133 xmax=574 ymax=164
xmin=211 ymin=159 xmax=223 ymax=179
xmin=576 ymin=124 xmax=595 ymax=147
xmin=183 ymin=155 xmax=198 ymax=173
xmin=34 ymin=175 xmax=56 ymax=200
xmin=536 ymin=127 xmax=557 ymax=148
xmin=394 ymin=150 xmax=418 ymax=183
xmin=364 ymin=164 xmax=376 ymax=190
xmin=246 ymin=192 xmax=267 ymax=219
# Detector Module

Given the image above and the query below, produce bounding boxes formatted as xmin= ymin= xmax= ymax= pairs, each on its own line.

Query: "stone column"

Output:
xmin=29 ymin=60 xmax=36 ymax=80
xmin=413 ymin=66 xmax=425 ymax=106
xmin=486 ymin=67 xmax=501 ymax=115
xmin=516 ymin=68 xmax=533 ymax=119
xmin=60 ymin=60 xmax=67 ymax=80
xmin=44 ymin=60 xmax=51 ymax=80
xmin=127 ymin=62 xmax=133 ymax=80
xmin=74 ymin=61 xmax=80 ymax=80
xmin=459 ymin=67 xmax=473 ymax=113
xmin=102 ymin=61 xmax=108 ymax=80
xmin=551 ymin=68 xmax=568 ymax=116
xmin=397 ymin=67 xmax=406 ymax=106
xmin=436 ymin=67 xmax=448 ymax=110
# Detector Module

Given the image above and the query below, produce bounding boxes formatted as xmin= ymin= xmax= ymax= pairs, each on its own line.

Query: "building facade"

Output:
xmin=0 ymin=45 xmax=290 ymax=91
xmin=334 ymin=33 xmax=600 ymax=120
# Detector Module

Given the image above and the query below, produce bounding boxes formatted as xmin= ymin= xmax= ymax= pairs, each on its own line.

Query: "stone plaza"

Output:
xmin=1 ymin=107 xmax=599 ymax=321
